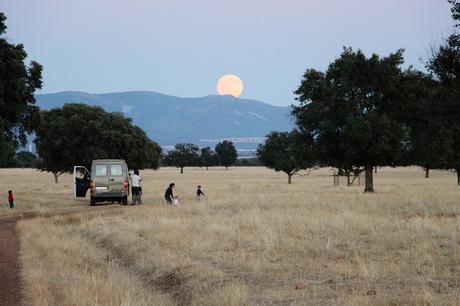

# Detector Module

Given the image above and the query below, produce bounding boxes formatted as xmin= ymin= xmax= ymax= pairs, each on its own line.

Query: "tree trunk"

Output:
xmin=457 ymin=169 xmax=460 ymax=186
xmin=206 ymin=166 xmax=208 ymax=170
xmin=180 ymin=167 xmax=184 ymax=174
xmin=288 ymin=173 xmax=292 ymax=184
xmin=53 ymin=172 xmax=59 ymax=184
xmin=226 ymin=166 xmax=228 ymax=170
xmin=425 ymin=168 xmax=430 ymax=179
xmin=374 ymin=166 xmax=378 ymax=174
xmin=347 ymin=173 xmax=352 ymax=187
xmin=364 ymin=165 xmax=374 ymax=193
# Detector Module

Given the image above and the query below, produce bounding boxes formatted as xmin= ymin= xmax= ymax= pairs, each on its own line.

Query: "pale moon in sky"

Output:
xmin=216 ymin=74 xmax=244 ymax=97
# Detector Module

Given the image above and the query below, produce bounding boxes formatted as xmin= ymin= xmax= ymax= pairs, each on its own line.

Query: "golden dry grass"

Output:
xmin=2 ymin=167 xmax=459 ymax=305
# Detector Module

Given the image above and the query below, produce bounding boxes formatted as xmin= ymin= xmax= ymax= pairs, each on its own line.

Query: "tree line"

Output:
xmin=257 ymin=0 xmax=460 ymax=192
xmin=161 ymin=140 xmax=239 ymax=173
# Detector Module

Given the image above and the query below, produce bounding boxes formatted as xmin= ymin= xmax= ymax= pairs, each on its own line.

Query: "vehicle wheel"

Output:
xmin=122 ymin=196 xmax=128 ymax=206
xmin=90 ymin=197 xmax=96 ymax=206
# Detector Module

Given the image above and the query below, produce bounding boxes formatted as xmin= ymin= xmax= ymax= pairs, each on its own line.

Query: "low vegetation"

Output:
xmin=1 ymin=167 xmax=458 ymax=305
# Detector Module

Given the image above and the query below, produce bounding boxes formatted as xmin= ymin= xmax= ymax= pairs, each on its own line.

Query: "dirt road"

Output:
xmin=0 ymin=206 xmax=125 ymax=305
xmin=0 ymin=219 xmax=21 ymax=306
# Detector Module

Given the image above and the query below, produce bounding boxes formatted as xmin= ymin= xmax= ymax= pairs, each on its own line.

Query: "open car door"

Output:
xmin=73 ymin=166 xmax=91 ymax=198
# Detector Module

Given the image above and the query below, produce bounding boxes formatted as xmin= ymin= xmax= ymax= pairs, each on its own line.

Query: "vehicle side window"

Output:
xmin=95 ymin=164 xmax=107 ymax=176
xmin=110 ymin=164 xmax=123 ymax=176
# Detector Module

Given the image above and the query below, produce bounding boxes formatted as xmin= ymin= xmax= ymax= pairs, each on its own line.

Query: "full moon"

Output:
xmin=216 ymin=74 xmax=244 ymax=97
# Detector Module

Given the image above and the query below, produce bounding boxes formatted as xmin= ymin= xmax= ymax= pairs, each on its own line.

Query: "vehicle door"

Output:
xmin=93 ymin=163 xmax=110 ymax=194
xmin=108 ymin=162 xmax=125 ymax=194
xmin=73 ymin=166 xmax=90 ymax=198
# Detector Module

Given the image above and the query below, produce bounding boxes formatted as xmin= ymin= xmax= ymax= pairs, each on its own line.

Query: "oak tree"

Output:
xmin=0 ymin=13 xmax=42 ymax=166
xmin=164 ymin=143 xmax=200 ymax=174
xmin=257 ymin=130 xmax=316 ymax=184
xmin=426 ymin=1 xmax=460 ymax=184
xmin=293 ymin=48 xmax=409 ymax=192
xmin=215 ymin=140 xmax=237 ymax=170
xmin=35 ymin=104 xmax=161 ymax=182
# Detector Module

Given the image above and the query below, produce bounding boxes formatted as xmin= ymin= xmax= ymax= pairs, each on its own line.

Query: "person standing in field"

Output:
xmin=131 ymin=170 xmax=142 ymax=205
xmin=8 ymin=190 xmax=14 ymax=209
xmin=137 ymin=170 xmax=143 ymax=205
xmin=196 ymin=185 xmax=205 ymax=201
xmin=164 ymin=183 xmax=175 ymax=204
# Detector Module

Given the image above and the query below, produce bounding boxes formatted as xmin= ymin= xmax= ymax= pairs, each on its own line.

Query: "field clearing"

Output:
xmin=1 ymin=167 xmax=459 ymax=305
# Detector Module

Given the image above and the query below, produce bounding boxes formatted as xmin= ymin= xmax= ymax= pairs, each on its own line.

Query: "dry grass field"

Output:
xmin=1 ymin=167 xmax=459 ymax=305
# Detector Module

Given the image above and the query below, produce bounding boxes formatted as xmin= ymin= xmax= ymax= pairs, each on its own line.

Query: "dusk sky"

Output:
xmin=2 ymin=0 xmax=453 ymax=106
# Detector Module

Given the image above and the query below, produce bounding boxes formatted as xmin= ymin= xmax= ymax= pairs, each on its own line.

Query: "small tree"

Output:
xmin=215 ymin=140 xmax=237 ymax=170
xmin=200 ymin=147 xmax=219 ymax=170
xmin=35 ymin=103 xmax=162 ymax=183
xmin=257 ymin=130 xmax=316 ymax=184
xmin=165 ymin=143 xmax=200 ymax=174
xmin=0 ymin=13 xmax=42 ymax=164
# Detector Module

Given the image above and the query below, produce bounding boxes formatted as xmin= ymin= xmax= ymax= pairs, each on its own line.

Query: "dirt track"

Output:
xmin=0 ymin=206 xmax=125 ymax=305
xmin=0 ymin=219 xmax=21 ymax=306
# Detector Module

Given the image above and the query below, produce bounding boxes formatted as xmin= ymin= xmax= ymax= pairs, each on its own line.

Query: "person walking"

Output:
xmin=131 ymin=170 xmax=142 ymax=205
xmin=196 ymin=185 xmax=205 ymax=201
xmin=164 ymin=183 xmax=175 ymax=204
xmin=8 ymin=190 xmax=14 ymax=209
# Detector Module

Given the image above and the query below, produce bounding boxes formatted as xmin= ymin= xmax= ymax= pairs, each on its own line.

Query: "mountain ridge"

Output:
xmin=35 ymin=91 xmax=294 ymax=154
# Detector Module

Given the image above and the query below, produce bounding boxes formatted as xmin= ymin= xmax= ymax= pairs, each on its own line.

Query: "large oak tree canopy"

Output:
xmin=0 ymin=12 xmax=42 ymax=166
xmin=292 ymin=48 xmax=409 ymax=192
xmin=427 ymin=2 xmax=460 ymax=184
xmin=35 ymin=103 xmax=162 ymax=182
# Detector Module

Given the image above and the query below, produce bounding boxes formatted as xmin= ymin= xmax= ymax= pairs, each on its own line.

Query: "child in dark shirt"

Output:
xmin=196 ymin=185 xmax=205 ymax=201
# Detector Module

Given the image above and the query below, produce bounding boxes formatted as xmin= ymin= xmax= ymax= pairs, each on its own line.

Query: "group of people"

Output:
xmin=129 ymin=170 xmax=205 ymax=206
xmin=164 ymin=183 xmax=205 ymax=205
xmin=6 ymin=171 xmax=206 ymax=208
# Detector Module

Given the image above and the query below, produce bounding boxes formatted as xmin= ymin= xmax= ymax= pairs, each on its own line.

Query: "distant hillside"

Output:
xmin=35 ymin=91 xmax=294 ymax=154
